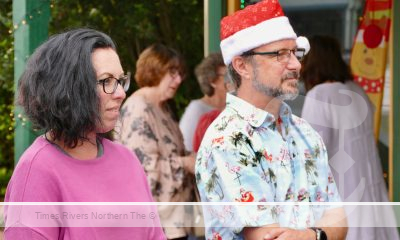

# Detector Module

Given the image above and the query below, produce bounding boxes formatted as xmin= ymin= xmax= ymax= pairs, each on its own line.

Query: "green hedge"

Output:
xmin=0 ymin=0 xmax=15 ymax=199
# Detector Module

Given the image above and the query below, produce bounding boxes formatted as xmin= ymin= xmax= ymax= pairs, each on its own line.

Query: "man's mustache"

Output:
xmin=282 ymin=71 xmax=300 ymax=80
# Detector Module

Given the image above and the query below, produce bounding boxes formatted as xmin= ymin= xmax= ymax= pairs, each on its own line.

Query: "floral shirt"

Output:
xmin=116 ymin=93 xmax=194 ymax=239
xmin=195 ymin=94 xmax=341 ymax=240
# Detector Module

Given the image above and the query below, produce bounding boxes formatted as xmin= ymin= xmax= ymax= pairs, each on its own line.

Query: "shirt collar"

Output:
xmin=279 ymin=101 xmax=293 ymax=123
xmin=225 ymin=93 xmax=293 ymax=128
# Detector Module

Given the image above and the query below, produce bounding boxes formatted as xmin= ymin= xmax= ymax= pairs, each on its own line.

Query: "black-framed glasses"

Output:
xmin=97 ymin=72 xmax=131 ymax=94
xmin=242 ymin=48 xmax=306 ymax=63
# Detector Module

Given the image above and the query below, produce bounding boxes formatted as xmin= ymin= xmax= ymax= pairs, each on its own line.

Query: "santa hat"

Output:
xmin=220 ymin=0 xmax=310 ymax=65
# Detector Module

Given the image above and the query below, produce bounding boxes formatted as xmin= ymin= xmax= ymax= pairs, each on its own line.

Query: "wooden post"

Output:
xmin=204 ymin=0 xmax=223 ymax=57
xmin=13 ymin=0 xmax=50 ymax=164
xmin=227 ymin=0 xmax=241 ymax=15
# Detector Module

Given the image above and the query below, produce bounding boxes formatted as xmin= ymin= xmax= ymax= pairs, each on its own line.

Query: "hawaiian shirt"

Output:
xmin=195 ymin=94 xmax=341 ymax=240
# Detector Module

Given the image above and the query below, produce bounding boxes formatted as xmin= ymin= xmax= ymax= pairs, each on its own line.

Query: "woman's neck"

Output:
xmin=46 ymin=132 xmax=99 ymax=160
xmin=201 ymin=95 xmax=225 ymax=110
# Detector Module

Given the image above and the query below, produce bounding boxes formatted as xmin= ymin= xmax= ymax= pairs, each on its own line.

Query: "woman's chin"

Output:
xmin=96 ymin=123 xmax=116 ymax=134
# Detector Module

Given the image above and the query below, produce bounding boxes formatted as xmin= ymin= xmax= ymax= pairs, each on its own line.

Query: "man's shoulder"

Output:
xmin=291 ymin=114 xmax=315 ymax=130
xmin=196 ymin=112 xmax=257 ymax=166
xmin=201 ymin=108 xmax=248 ymax=141
xmin=290 ymin=114 xmax=326 ymax=149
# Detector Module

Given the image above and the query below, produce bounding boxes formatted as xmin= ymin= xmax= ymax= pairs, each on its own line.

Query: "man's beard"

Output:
xmin=252 ymin=67 xmax=300 ymax=101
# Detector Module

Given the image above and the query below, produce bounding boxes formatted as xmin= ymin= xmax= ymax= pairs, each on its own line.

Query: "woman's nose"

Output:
xmin=175 ymin=74 xmax=183 ymax=85
xmin=113 ymin=84 xmax=126 ymax=99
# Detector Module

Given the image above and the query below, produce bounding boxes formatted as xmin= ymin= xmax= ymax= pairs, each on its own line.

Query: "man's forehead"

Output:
xmin=255 ymin=39 xmax=297 ymax=51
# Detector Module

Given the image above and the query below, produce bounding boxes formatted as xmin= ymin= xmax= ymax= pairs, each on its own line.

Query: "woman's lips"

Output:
xmin=107 ymin=107 xmax=120 ymax=112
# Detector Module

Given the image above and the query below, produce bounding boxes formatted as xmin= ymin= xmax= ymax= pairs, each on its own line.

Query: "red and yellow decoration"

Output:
xmin=350 ymin=0 xmax=392 ymax=139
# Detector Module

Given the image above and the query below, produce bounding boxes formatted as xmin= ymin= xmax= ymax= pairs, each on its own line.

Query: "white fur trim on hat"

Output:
xmin=296 ymin=36 xmax=310 ymax=54
xmin=220 ymin=16 xmax=297 ymax=65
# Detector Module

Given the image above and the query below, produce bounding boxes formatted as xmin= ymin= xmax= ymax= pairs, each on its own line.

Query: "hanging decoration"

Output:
xmin=350 ymin=0 xmax=392 ymax=140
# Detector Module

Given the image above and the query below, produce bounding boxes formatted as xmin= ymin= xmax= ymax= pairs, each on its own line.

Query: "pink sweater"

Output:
xmin=5 ymin=136 xmax=166 ymax=240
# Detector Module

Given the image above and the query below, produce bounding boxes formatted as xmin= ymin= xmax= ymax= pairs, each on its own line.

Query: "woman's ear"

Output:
xmin=231 ymin=56 xmax=251 ymax=80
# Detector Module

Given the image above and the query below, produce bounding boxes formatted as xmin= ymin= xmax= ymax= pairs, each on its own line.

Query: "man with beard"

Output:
xmin=195 ymin=1 xmax=348 ymax=240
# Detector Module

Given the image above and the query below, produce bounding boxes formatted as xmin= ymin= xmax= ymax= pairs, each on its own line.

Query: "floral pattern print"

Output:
xmin=196 ymin=94 xmax=341 ymax=240
xmin=116 ymin=94 xmax=194 ymax=239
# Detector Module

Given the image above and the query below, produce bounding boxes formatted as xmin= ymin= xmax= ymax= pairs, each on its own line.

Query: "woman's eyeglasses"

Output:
xmin=97 ymin=72 xmax=131 ymax=94
xmin=169 ymin=67 xmax=186 ymax=79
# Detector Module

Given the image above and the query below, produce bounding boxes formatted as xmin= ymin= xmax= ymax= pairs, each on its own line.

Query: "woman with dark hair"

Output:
xmin=301 ymin=35 xmax=399 ymax=240
xmin=4 ymin=28 xmax=165 ymax=239
xmin=116 ymin=44 xmax=195 ymax=240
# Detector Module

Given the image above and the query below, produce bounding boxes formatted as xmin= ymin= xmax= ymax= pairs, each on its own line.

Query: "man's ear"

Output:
xmin=231 ymin=56 xmax=251 ymax=80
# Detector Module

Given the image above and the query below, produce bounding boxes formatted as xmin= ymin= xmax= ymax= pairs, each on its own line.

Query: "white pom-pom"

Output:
xmin=296 ymin=36 xmax=310 ymax=54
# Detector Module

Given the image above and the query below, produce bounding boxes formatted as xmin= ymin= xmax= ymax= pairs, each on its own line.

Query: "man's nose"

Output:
xmin=287 ymin=53 xmax=302 ymax=71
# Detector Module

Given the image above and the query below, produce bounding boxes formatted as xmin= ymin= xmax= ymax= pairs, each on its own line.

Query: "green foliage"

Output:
xmin=0 ymin=0 xmax=14 ymax=199
xmin=50 ymin=0 xmax=204 ymax=116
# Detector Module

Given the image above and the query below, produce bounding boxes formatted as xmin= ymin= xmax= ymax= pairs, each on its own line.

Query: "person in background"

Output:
xmin=301 ymin=35 xmax=399 ymax=240
xmin=195 ymin=1 xmax=348 ymax=239
xmin=179 ymin=52 xmax=226 ymax=151
xmin=4 ymin=28 xmax=165 ymax=240
xmin=116 ymin=43 xmax=195 ymax=240
xmin=192 ymin=73 xmax=236 ymax=152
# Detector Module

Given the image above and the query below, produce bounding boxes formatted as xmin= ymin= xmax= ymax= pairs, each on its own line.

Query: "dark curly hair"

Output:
xmin=17 ymin=28 xmax=116 ymax=148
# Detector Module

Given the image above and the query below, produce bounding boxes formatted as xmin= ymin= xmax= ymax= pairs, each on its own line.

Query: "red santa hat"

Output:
xmin=220 ymin=0 xmax=310 ymax=65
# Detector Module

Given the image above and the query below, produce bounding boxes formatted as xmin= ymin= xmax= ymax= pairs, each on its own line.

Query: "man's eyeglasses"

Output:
xmin=242 ymin=48 xmax=305 ymax=63
xmin=97 ymin=72 xmax=131 ymax=94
